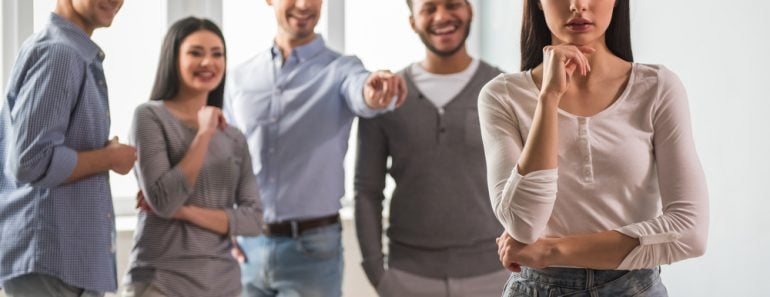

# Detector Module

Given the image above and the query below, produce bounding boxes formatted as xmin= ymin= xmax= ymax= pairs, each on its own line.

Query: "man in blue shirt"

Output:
xmin=0 ymin=1 xmax=135 ymax=296
xmin=225 ymin=0 xmax=406 ymax=296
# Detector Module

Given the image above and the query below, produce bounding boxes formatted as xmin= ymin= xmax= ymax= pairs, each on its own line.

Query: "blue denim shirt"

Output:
xmin=225 ymin=36 xmax=385 ymax=223
xmin=0 ymin=13 xmax=116 ymax=292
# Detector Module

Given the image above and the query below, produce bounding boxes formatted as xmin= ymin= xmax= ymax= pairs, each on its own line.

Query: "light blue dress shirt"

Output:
xmin=0 ymin=13 xmax=116 ymax=292
xmin=225 ymin=36 xmax=383 ymax=223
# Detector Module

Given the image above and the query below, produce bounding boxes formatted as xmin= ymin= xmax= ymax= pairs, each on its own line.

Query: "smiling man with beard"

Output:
xmin=354 ymin=1 xmax=509 ymax=296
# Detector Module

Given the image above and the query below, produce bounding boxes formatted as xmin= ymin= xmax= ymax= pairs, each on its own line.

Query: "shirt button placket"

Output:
xmin=266 ymin=85 xmax=282 ymax=186
xmin=578 ymin=117 xmax=594 ymax=183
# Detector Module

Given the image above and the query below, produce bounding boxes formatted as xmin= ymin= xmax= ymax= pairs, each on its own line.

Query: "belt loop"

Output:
xmin=291 ymin=221 xmax=299 ymax=238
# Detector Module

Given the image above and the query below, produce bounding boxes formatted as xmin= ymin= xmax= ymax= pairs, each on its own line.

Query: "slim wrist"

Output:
xmin=173 ymin=205 xmax=190 ymax=220
xmin=543 ymin=238 xmax=564 ymax=267
xmin=195 ymin=128 xmax=216 ymax=139
xmin=102 ymin=147 xmax=117 ymax=171
xmin=538 ymin=93 xmax=561 ymax=109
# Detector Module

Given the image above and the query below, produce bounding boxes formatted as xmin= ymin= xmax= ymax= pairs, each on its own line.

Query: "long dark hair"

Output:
xmin=520 ymin=0 xmax=632 ymax=71
xmin=149 ymin=17 xmax=226 ymax=108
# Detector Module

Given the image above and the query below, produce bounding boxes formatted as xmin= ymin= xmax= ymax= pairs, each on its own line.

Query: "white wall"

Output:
xmin=480 ymin=0 xmax=521 ymax=72
xmin=630 ymin=1 xmax=770 ymax=296
xmin=1 ymin=0 xmax=32 ymax=95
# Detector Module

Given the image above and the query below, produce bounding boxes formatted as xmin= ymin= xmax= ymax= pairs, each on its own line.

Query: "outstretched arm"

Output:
xmin=340 ymin=57 xmax=406 ymax=118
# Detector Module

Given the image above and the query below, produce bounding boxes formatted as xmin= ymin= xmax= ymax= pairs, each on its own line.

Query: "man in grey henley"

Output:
xmin=354 ymin=0 xmax=509 ymax=296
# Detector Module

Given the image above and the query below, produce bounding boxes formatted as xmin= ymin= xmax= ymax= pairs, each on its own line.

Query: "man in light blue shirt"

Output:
xmin=225 ymin=0 xmax=406 ymax=296
xmin=0 ymin=1 xmax=135 ymax=296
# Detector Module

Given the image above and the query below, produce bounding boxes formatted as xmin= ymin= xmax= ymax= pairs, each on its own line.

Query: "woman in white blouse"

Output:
xmin=479 ymin=0 xmax=708 ymax=296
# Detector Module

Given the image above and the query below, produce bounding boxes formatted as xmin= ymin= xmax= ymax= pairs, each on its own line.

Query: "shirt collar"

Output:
xmin=270 ymin=35 xmax=326 ymax=63
xmin=49 ymin=13 xmax=105 ymax=63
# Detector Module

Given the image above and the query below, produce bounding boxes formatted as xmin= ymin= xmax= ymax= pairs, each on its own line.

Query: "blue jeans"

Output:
xmin=239 ymin=223 xmax=343 ymax=297
xmin=502 ymin=267 xmax=668 ymax=297
xmin=2 ymin=273 xmax=104 ymax=297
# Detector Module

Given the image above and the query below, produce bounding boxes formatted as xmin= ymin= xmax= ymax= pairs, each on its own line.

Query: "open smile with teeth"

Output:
xmin=431 ymin=24 xmax=460 ymax=36
xmin=291 ymin=14 xmax=313 ymax=22
xmin=194 ymin=71 xmax=216 ymax=79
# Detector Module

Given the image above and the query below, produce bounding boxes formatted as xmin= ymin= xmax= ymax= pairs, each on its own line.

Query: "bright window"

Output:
xmin=1 ymin=3 xmax=4 ymax=92
xmin=343 ymin=1 xmax=427 ymax=211
xmin=344 ymin=0 xmax=423 ymax=71
xmin=222 ymin=0 xmax=328 ymax=68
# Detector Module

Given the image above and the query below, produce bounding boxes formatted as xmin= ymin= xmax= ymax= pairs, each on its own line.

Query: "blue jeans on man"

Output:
xmin=239 ymin=223 xmax=343 ymax=297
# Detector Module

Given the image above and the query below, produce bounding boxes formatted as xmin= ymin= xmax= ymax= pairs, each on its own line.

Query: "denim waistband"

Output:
xmin=520 ymin=266 xmax=661 ymax=290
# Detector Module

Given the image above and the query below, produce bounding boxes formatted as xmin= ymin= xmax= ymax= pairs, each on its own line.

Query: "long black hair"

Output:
xmin=149 ymin=17 xmax=226 ymax=108
xmin=520 ymin=0 xmax=632 ymax=71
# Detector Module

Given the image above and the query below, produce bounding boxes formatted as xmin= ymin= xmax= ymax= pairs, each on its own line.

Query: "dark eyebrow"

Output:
xmin=186 ymin=45 xmax=223 ymax=51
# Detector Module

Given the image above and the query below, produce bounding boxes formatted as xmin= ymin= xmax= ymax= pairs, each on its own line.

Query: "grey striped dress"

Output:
xmin=125 ymin=101 xmax=262 ymax=297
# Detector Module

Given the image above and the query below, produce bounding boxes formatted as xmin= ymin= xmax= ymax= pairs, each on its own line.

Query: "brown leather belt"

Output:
xmin=263 ymin=214 xmax=340 ymax=237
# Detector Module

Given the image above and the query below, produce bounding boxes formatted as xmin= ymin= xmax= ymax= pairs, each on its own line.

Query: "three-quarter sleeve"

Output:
xmin=225 ymin=133 xmax=263 ymax=236
xmin=6 ymin=45 xmax=82 ymax=187
xmin=615 ymin=69 xmax=709 ymax=269
xmin=353 ymin=117 xmax=389 ymax=286
xmin=131 ymin=105 xmax=193 ymax=218
xmin=478 ymin=76 xmax=559 ymax=244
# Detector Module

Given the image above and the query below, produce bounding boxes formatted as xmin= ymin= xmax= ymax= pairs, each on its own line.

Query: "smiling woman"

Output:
xmin=123 ymin=17 xmax=263 ymax=297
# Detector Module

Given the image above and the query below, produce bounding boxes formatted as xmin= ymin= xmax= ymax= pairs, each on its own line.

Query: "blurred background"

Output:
xmin=2 ymin=0 xmax=768 ymax=296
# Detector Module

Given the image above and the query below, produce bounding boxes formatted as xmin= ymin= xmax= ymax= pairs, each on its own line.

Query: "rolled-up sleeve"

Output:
xmin=478 ymin=76 xmax=558 ymax=244
xmin=131 ymin=106 xmax=193 ymax=218
xmin=615 ymin=69 xmax=709 ymax=269
xmin=7 ymin=45 xmax=83 ymax=187
xmin=225 ymin=134 xmax=263 ymax=236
